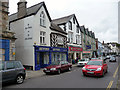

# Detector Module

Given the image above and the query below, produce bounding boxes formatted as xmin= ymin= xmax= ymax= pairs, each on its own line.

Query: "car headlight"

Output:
xmin=50 ymin=68 xmax=56 ymax=70
xmin=82 ymin=67 xmax=86 ymax=70
xmin=96 ymin=67 xmax=102 ymax=71
xmin=44 ymin=68 xmax=47 ymax=70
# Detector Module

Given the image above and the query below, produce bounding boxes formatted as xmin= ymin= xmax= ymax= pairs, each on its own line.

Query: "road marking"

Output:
xmin=113 ymin=64 xmax=120 ymax=78
xmin=106 ymin=80 xmax=113 ymax=90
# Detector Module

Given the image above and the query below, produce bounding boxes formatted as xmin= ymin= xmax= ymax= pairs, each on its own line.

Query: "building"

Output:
xmin=0 ymin=0 xmax=16 ymax=61
xmin=118 ymin=1 xmax=120 ymax=44
xmin=108 ymin=42 xmax=119 ymax=55
xmin=80 ymin=25 xmax=96 ymax=58
xmin=97 ymin=41 xmax=104 ymax=57
xmin=9 ymin=0 xmax=68 ymax=70
xmin=52 ymin=14 xmax=83 ymax=62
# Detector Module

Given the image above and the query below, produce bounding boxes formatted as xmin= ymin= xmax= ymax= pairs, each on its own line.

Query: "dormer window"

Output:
xmin=73 ymin=17 xmax=75 ymax=24
xmin=40 ymin=11 xmax=45 ymax=27
xmin=76 ymin=25 xmax=79 ymax=33
xmin=68 ymin=21 xmax=72 ymax=30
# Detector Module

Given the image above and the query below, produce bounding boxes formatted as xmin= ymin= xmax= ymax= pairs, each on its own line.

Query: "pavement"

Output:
xmin=26 ymin=64 xmax=77 ymax=79
xmin=117 ymin=79 xmax=120 ymax=90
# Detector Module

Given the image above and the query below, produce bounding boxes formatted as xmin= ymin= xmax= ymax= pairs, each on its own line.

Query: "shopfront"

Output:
xmin=68 ymin=46 xmax=83 ymax=63
xmin=82 ymin=51 xmax=91 ymax=58
xmin=34 ymin=45 xmax=68 ymax=71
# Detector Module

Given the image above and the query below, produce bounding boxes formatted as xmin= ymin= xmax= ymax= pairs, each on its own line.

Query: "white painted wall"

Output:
xmin=33 ymin=6 xmax=51 ymax=47
xmin=10 ymin=16 xmax=34 ymax=67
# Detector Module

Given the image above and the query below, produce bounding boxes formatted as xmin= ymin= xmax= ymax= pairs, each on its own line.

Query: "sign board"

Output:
xmin=69 ymin=47 xmax=83 ymax=51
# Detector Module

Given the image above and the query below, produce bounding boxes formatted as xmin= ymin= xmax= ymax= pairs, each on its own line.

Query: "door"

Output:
xmin=35 ymin=52 xmax=40 ymax=70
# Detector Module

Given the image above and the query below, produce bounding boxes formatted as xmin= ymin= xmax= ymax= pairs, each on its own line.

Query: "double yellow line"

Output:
xmin=106 ymin=64 xmax=120 ymax=90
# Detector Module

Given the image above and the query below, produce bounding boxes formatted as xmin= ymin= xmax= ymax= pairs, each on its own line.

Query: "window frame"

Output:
xmin=40 ymin=11 xmax=46 ymax=27
xmin=40 ymin=31 xmax=46 ymax=45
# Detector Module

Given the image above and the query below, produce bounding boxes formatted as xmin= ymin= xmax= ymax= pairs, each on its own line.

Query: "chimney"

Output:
xmin=17 ymin=0 xmax=27 ymax=18
xmin=103 ymin=41 xmax=104 ymax=45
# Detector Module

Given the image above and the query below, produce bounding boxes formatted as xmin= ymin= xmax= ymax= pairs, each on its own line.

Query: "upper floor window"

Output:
xmin=76 ymin=25 xmax=79 ymax=33
xmin=68 ymin=21 xmax=72 ymax=30
xmin=40 ymin=11 xmax=45 ymax=27
xmin=63 ymin=24 xmax=66 ymax=31
xmin=73 ymin=17 xmax=75 ymax=24
xmin=76 ymin=35 xmax=81 ymax=44
xmin=68 ymin=32 xmax=73 ymax=43
xmin=40 ymin=31 xmax=46 ymax=44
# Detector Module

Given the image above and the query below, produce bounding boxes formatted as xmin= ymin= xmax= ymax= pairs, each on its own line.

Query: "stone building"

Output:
xmin=0 ymin=0 xmax=16 ymax=61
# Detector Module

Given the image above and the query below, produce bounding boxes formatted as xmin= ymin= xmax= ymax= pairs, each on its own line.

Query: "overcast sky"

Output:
xmin=9 ymin=0 xmax=119 ymax=43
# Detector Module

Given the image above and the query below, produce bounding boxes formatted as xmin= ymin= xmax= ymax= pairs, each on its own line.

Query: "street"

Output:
xmin=3 ymin=57 xmax=119 ymax=89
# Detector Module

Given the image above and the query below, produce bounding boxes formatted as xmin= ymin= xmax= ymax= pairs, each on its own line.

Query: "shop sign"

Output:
xmin=52 ymin=48 xmax=68 ymax=52
xmin=69 ymin=47 xmax=83 ymax=51
xmin=83 ymin=51 xmax=91 ymax=53
xmin=39 ymin=47 xmax=50 ymax=51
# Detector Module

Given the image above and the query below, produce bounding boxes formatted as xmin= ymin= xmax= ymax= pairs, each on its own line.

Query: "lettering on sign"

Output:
xmin=53 ymin=48 xmax=60 ymax=51
xmin=39 ymin=48 xmax=49 ymax=51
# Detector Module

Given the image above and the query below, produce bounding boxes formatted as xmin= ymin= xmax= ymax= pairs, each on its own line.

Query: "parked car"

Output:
xmin=0 ymin=60 xmax=26 ymax=84
xmin=43 ymin=60 xmax=72 ymax=74
xmin=77 ymin=58 xmax=89 ymax=67
xmin=82 ymin=60 xmax=108 ymax=77
xmin=106 ymin=55 xmax=110 ymax=59
xmin=109 ymin=56 xmax=116 ymax=62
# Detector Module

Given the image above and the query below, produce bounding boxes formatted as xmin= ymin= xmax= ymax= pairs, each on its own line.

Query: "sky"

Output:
xmin=9 ymin=0 xmax=119 ymax=43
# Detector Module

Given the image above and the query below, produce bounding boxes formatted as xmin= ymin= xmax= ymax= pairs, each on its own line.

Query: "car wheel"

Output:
xmin=106 ymin=69 xmax=108 ymax=73
xmin=58 ymin=69 xmax=61 ymax=74
xmin=16 ymin=75 xmax=24 ymax=84
xmin=68 ymin=67 xmax=72 ymax=71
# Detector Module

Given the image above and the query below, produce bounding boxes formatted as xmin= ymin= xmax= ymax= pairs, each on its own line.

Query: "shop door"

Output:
xmin=40 ymin=52 xmax=49 ymax=68
xmin=35 ymin=52 xmax=40 ymax=70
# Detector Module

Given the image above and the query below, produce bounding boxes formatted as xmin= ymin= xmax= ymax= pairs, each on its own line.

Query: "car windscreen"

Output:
xmin=51 ymin=61 xmax=60 ymax=65
xmin=87 ymin=61 xmax=102 ymax=66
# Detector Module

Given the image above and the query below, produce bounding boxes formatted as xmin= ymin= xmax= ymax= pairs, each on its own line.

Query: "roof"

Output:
xmin=80 ymin=25 xmax=85 ymax=33
xmin=50 ymin=22 xmax=67 ymax=35
xmin=9 ymin=2 xmax=51 ymax=22
xmin=52 ymin=14 xmax=74 ymax=25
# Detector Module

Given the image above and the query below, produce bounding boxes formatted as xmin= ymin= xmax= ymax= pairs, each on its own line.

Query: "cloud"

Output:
xmin=9 ymin=0 xmax=118 ymax=43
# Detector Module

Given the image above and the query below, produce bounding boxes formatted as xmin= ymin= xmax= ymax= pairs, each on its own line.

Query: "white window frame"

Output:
xmin=40 ymin=31 xmax=46 ymax=45
xmin=40 ymin=11 xmax=45 ymax=27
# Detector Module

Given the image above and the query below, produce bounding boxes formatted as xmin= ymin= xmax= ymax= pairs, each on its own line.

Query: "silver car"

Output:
xmin=109 ymin=56 xmax=116 ymax=62
xmin=0 ymin=60 xmax=26 ymax=84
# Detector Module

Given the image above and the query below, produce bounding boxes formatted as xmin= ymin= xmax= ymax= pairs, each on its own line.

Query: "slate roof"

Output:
xmin=9 ymin=2 xmax=51 ymax=22
xmin=52 ymin=14 xmax=74 ymax=25
xmin=50 ymin=22 xmax=67 ymax=35
xmin=80 ymin=25 xmax=85 ymax=33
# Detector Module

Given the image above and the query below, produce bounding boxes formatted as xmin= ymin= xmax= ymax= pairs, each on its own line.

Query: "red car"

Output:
xmin=43 ymin=61 xmax=72 ymax=74
xmin=82 ymin=59 xmax=108 ymax=77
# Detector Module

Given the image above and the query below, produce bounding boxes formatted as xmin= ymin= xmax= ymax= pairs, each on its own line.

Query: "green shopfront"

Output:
xmin=34 ymin=45 xmax=68 ymax=70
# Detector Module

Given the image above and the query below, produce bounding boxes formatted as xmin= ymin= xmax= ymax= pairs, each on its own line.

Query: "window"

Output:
xmin=40 ymin=11 xmax=45 ymax=27
xmin=68 ymin=21 xmax=72 ymax=30
xmin=73 ymin=17 xmax=75 ymax=24
xmin=6 ymin=62 xmax=15 ymax=69
xmin=68 ymin=32 xmax=73 ymax=43
xmin=76 ymin=35 xmax=80 ymax=44
xmin=15 ymin=62 xmax=22 ymax=68
xmin=40 ymin=31 xmax=46 ymax=44
xmin=76 ymin=25 xmax=79 ymax=33
xmin=63 ymin=25 xmax=66 ymax=31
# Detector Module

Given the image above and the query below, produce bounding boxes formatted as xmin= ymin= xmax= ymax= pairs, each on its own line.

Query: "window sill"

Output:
xmin=40 ymin=43 xmax=46 ymax=45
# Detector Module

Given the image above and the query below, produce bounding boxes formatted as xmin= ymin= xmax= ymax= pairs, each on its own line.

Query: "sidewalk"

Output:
xmin=26 ymin=64 xmax=77 ymax=79
xmin=117 ymin=79 xmax=120 ymax=90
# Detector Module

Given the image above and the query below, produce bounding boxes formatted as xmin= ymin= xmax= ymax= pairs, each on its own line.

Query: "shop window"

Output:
xmin=37 ymin=52 xmax=40 ymax=65
xmin=43 ymin=52 xmax=49 ymax=64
